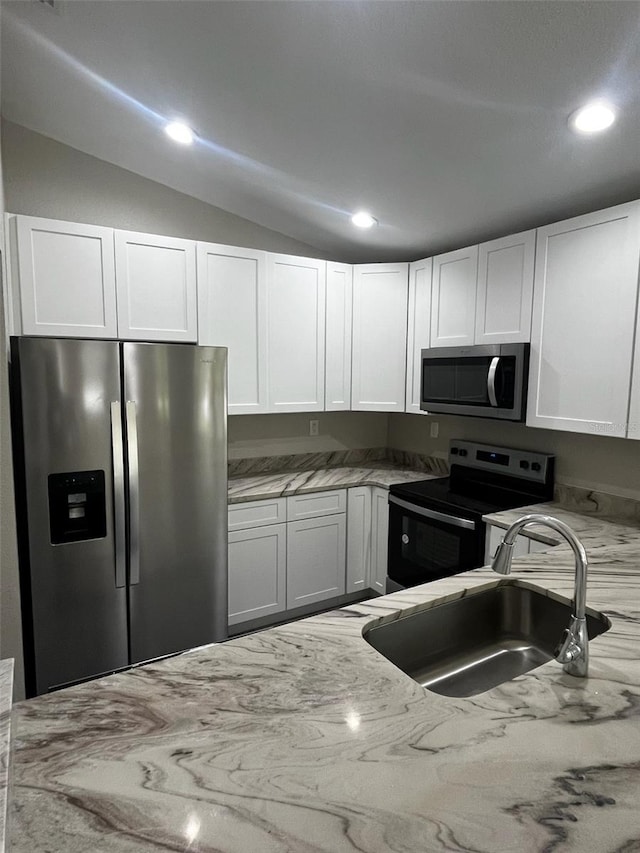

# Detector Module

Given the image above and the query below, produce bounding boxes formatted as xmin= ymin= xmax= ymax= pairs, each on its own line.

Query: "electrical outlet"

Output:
xmin=430 ymin=421 xmax=439 ymax=438
xmin=309 ymin=419 xmax=319 ymax=436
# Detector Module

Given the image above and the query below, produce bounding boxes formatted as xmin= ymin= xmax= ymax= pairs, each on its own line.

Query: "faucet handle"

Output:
xmin=554 ymin=626 xmax=581 ymax=663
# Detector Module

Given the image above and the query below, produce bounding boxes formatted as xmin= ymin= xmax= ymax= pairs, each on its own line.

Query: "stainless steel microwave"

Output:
xmin=420 ymin=343 xmax=530 ymax=421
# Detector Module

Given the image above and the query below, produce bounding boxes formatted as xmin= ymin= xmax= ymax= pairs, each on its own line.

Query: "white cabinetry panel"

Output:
xmin=527 ymin=202 xmax=640 ymax=436
xmin=475 ymin=230 xmax=535 ymax=344
xmin=12 ymin=215 xmax=117 ymax=338
xmin=405 ymin=258 xmax=432 ymax=414
xmin=352 ymin=263 xmax=409 ymax=411
xmin=287 ymin=514 xmax=346 ymax=608
xmin=431 ymin=245 xmax=478 ymax=347
xmin=346 ymin=487 xmax=372 ymax=593
xmin=371 ymin=487 xmax=389 ymax=594
xmin=115 ymin=231 xmax=197 ymax=341
xmin=228 ymin=524 xmax=286 ymax=626
xmin=267 ymin=254 xmax=326 ymax=412
xmin=197 ymin=243 xmax=268 ymax=414
xmin=325 ymin=262 xmax=353 ymax=411
xmin=287 ymin=489 xmax=346 ymax=521
xmin=228 ymin=498 xmax=287 ymax=531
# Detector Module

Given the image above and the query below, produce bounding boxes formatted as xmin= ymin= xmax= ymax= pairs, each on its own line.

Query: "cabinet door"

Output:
xmin=527 ymin=202 xmax=640 ymax=436
xmin=370 ymin=487 xmax=389 ymax=594
xmin=287 ymin=514 xmax=346 ymax=608
xmin=12 ymin=215 xmax=117 ymax=338
xmin=431 ymin=245 xmax=478 ymax=347
xmin=228 ymin=523 xmax=286 ymax=626
xmin=115 ymin=231 xmax=197 ymax=342
xmin=352 ymin=263 xmax=409 ymax=411
xmin=197 ymin=243 xmax=268 ymax=415
xmin=267 ymin=254 xmax=326 ymax=412
xmin=405 ymin=258 xmax=432 ymax=414
xmin=346 ymin=487 xmax=372 ymax=593
xmin=475 ymin=230 xmax=535 ymax=344
xmin=325 ymin=262 xmax=353 ymax=411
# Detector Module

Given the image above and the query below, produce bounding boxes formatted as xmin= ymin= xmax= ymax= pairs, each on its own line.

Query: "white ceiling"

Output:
xmin=2 ymin=1 xmax=640 ymax=262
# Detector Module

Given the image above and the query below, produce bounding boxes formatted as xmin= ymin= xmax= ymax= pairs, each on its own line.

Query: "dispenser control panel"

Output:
xmin=48 ymin=470 xmax=107 ymax=544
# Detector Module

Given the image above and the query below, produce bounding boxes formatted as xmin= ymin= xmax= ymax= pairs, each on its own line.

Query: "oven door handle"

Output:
xmin=487 ymin=356 xmax=500 ymax=407
xmin=388 ymin=495 xmax=477 ymax=530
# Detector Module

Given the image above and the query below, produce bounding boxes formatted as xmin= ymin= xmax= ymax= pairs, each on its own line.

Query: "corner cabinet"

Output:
xmin=114 ymin=231 xmax=197 ymax=342
xmin=197 ymin=243 xmax=268 ymax=415
xmin=266 ymin=254 xmax=326 ymax=412
xmin=405 ymin=258 xmax=432 ymax=414
xmin=325 ymin=262 xmax=353 ymax=411
xmin=351 ymin=263 xmax=409 ymax=411
xmin=9 ymin=215 xmax=118 ymax=338
xmin=527 ymin=202 xmax=640 ymax=437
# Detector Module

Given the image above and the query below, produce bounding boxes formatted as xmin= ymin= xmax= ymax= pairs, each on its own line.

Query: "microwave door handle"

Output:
xmin=110 ymin=402 xmax=126 ymax=588
xmin=388 ymin=495 xmax=476 ymax=530
xmin=126 ymin=401 xmax=141 ymax=586
xmin=487 ymin=356 xmax=500 ymax=407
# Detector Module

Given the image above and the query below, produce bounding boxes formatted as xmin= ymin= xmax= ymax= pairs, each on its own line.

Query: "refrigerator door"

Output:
xmin=11 ymin=337 xmax=129 ymax=696
xmin=123 ymin=343 xmax=228 ymax=664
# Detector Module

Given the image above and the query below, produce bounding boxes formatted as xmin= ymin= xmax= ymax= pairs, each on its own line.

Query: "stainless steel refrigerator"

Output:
xmin=10 ymin=337 xmax=228 ymax=697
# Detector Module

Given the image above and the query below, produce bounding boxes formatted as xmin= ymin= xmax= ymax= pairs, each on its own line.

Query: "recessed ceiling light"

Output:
xmin=351 ymin=211 xmax=378 ymax=229
xmin=569 ymin=101 xmax=617 ymax=134
xmin=164 ymin=121 xmax=195 ymax=145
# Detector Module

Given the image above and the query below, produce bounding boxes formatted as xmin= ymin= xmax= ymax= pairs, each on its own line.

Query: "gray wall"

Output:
xmin=2 ymin=120 xmax=332 ymax=258
xmin=389 ymin=413 xmax=640 ymax=499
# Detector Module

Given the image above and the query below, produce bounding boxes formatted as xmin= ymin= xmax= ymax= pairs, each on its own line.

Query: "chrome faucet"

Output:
xmin=491 ymin=514 xmax=589 ymax=677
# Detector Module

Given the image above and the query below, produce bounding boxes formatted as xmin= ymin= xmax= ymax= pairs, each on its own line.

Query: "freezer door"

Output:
xmin=123 ymin=343 xmax=228 ymax=664
xmin=11 ymin=337 xmax=129 ymax=696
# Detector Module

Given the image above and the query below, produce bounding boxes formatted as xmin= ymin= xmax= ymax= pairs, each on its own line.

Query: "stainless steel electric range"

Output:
xmin=386 ymin=440 xmax=554 ymax=592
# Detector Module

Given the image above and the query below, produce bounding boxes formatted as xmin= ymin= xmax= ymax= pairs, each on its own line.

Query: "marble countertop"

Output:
xmin=0 ymin=661 xmax=13 ymax=853
xmin=228 ymin=464 xmax=435 ymax=503
xmin=7 ymin=502 xmax=640 ymax=852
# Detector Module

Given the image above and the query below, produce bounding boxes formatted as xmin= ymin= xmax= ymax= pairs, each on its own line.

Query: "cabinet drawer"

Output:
xmin=286 ymin=489 xmax=347 ymax=521
xmin=228 ymin=497 xmax=287 ymax=531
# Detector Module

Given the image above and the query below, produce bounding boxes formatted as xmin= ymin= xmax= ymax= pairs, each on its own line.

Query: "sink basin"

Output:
xmin=364 ymin=581 xmax=611 ymax=697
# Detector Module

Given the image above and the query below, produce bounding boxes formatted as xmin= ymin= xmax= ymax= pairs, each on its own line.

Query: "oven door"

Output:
xmin=387 ymin=495 xmax=485 ymax=588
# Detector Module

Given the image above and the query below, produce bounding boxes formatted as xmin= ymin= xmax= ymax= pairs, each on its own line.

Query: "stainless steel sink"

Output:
xmin=364 ymin=581 xmax=611 ymax=697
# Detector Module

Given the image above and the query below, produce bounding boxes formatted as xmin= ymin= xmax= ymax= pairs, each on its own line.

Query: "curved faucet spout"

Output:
xmin=490 ymin=514 xmax=589 ymax=677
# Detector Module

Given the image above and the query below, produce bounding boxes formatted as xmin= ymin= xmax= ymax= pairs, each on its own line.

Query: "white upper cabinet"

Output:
xmin=405 ymin=258 xmax=432 ymax=414
xmin=351 ymin=263 xmax=409 ymax=411
xmin=10 ymin=215 xmax=118 ymax=338
xmin=266 ymin=254 xmax=326 ymax=413
xmin=430 ymin=245 xmax=478 ymax=347
xmin=325 ymin=262 xmax=353 ymax=411
xmin=527 ymin=202 xmax=640 ymax=437
xmin=475 ymin=230 xmax=535 ymax=345
xmin=197 ymin=243 xmax=268 ymax=415
xmin=115 ymin=231 xmax=197 ymax=342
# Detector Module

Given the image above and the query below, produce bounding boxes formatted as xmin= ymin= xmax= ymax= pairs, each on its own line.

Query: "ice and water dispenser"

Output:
xmin=47 ymin=470 xmax=107 ymax=544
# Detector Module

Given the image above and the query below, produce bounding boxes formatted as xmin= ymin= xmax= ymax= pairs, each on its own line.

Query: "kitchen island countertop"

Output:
xmin=7 ymin=500 xmax=640 ymax=852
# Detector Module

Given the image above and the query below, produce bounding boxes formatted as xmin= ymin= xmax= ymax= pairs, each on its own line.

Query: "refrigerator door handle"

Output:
xmin=126 ymin=401 xmax=141 ymax=586
xmin=110 ymin=402 xmax=127 ymax=588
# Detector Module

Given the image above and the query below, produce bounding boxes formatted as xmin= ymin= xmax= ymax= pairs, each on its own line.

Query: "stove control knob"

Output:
xmin=402 ymin=534 xmax=410 ymax=545
xmin=458 ymin=449 xmax=468 ymax=457
xmin=451 ymin=447 xmax=459 ymax=455
xmin=531 ymin=462 xmax=541 ymax=472
xmin=520 ymin=460 xmax=530 ymax=470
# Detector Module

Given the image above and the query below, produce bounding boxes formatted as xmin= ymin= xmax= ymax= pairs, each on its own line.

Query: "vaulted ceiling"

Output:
xmin=3 ymin=1 xmax=640 ymax=261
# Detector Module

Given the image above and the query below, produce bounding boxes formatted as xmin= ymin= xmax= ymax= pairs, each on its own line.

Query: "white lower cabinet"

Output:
xmin=485 ymin=524 xmax=555 ymax=566
xmin=370 ymin=487 xmax=389 ymax=594
xmin=228 ymin=486 xmax=391 ymax=628
xmin=228 ymin=523 xmax=287 ymax=626
xmin=287 ymin=514 xmax=346 ymax=608
xmin=346 ymin=487 xmax=372 ymax=593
